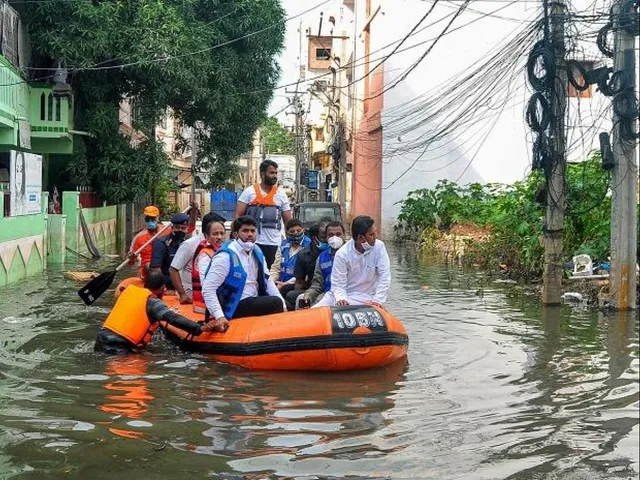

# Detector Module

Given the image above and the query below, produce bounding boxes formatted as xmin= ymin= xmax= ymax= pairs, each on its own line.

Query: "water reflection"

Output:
xmin=174 ymin=359 xmax=407 ymax=462
xmin=98 ymin=356 xmax=155 ymax=439
xmin=0 ymin=249 xmax=637 ymax=479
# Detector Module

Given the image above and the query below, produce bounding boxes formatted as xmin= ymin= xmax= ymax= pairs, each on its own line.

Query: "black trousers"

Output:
xmin=94 ymin=328 xmax=136 ymax=355
xmin=257 ymin=244 xmax=278 ymax=270
xmin=232 ymin=296 xmax=284 ymax=319
xmin=283 ymin=288 xmax=305 ymax=311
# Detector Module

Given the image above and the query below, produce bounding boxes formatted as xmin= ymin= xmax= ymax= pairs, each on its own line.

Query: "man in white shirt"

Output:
xmin=313 ymin=215 xmax=391 ymax=309
xmin=201 ymin=216 xmax=286 ymax=332
xmin=235 ymin=159 xmax=292 ymax=270
xmin=169 ymin=212 xmax=221 ymax=304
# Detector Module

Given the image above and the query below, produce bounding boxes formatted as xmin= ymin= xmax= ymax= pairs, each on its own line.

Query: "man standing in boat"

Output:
xmin=127 ymin=205 xmax=163 ymax=280
xmin=235 ymin=159 xmax=292 ymax=270
xmin=312 ymin=215 xmax=391 ymax=309
xmin=94 ymin=271 xmax=215 ymax=354
xmin=201 ymin=216 xmax=287 ymax=332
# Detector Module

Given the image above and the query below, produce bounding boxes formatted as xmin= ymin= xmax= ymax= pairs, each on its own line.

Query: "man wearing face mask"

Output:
xmin=236 ymin=160 xmax=292 ymax=270
xmin=300 ymin=221 xmax=345 ymax=307
xmin=201 ymin=216 xmax=286 ymax=332
xmin=149 ymin=212 xmax=191 ymax=289
xmin=127 ymin=206 xmax=165 ymax=280
xmin=282 ymin=221 xmax=329 ymax=310
xmin=271 ymin=219 xmax=311 ymax=291
xmin=312 ymin=215 xmax=391 ymax=309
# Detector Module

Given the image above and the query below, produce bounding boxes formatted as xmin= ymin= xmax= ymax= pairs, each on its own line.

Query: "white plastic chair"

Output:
xmin=572 ymin=254 xmax=593 ymax=277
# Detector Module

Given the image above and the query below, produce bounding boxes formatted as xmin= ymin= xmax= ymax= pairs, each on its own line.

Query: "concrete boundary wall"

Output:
xmin=0 ymin=193 xmax=48 ymax=287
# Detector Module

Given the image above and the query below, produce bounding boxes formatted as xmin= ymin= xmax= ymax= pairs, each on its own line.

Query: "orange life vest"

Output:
xmin=102 ymin=285 xmax=158 ymax=348
xmin=250 ymin=183 xmax=277 ymax=206
xmin=192 ymin=240 xmax=216 ymax=314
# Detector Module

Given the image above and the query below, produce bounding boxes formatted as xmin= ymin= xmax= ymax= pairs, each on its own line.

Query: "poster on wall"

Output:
xmin=10 ymin=150 xmax=42 ymax=216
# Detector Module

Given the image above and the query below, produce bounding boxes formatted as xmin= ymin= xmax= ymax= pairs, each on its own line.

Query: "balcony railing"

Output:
xmin=29 ymin=87 xmax=72 ymax=138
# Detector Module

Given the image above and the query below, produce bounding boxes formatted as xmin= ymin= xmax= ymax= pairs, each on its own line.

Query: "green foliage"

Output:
xmin=20 ymin=0 xmax=286 ymax=203
xmin=262 ymin=116 xmax=295 ymax=155
xmin=397 ymin=152 xmax=611 ymax=278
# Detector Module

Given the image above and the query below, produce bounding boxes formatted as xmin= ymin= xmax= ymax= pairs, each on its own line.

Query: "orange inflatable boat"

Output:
xmin=113 ymin=277 xmax=409 ymax=371
xmin=162 ymin=296 xmax=408 ymax=371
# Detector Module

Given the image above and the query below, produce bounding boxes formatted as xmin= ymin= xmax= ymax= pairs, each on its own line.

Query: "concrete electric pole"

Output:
xmin=608 ymin=0 xmax=638 ymax=310
xmin=542 ymin=0 xmax=568 ymax=305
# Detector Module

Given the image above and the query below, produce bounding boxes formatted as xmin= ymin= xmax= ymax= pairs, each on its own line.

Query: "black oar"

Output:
xmin=77 ymin=207 xmax=191 ymax=306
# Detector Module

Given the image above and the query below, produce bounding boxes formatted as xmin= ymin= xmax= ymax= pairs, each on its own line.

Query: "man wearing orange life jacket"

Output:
xmin=127 ymin=205 xmax=165 ymax=279
xmin=236 ymin=159 xmax=292 ymax=270
xmin=94 ymin=271 xmax=215 ymax=355
xmin=192 ymin=220 xmax=226 ymax=314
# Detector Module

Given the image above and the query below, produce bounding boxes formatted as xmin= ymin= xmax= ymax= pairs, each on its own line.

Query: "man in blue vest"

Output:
xmin=201 ymin=216 xmax=286 ymax=332
xmin=271 ymin=218 xmax=311 ymax=291
xmin=299 ymin=221 xmax=345 ymax=307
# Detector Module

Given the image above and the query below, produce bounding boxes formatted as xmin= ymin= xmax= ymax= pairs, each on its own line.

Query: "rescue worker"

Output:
xmin=299 ymin=221 xmax=345 ymax=307
xmin=192 ymin=220 xmax=226 ymax=314
xmin=312 ymin=215 xmax=391 ymax=309
xmin=94 ymin=271 xmax=215 ymax=354
xmin=271 ymin=219 xmax=311 ymax=293
xmin=127 ymin=205 xmax=164 ymax=279
xmin=201 ymin=216 xmax=286 ymax=333
xmin=150 ymin=212 xmax=191 ymax=289
xmin=169 ymin=212 xmax=225 ymax=305
xmin=235 ymin=160 xmax=292 ymax=269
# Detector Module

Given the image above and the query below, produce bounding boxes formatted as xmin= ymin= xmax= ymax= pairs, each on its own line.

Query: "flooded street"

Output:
xmin=0 ymin=245 xmax=637 ymax=479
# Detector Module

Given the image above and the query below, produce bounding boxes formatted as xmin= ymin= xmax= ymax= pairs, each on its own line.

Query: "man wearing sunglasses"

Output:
xmin=149 ymin=213 xmax=191 ymax=289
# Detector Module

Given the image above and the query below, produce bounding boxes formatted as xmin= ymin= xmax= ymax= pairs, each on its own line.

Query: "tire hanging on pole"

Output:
xmin=526 ymin=40 xmax=555 ymax=92
xmin=526 ymin=92 xmax=551 ymax=133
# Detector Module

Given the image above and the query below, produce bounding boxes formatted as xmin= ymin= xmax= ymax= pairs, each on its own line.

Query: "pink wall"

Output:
xmin=352 ymin=63 xmax=384 ymax=230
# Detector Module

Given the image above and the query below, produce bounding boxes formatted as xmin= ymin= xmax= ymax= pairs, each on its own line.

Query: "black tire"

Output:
xmin=596 ymin=23 xmax=614 ymax=58
xmin=613 ymin=90 xmax=639 ymax=119
xmin=608 ymin=70 xmax=630 ymax=95
xmin=567 ymin=60 xmax=589 ymax=92
xmin=527 ymin=41 xmax=555 ymax=92
xmin=620 ymin=0 xmax=639 ymax=36
xmin=526 ymin=93 xmax=551 ymax=133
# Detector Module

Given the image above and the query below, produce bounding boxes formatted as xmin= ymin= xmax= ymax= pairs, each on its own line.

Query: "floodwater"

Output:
xmin=0 ymin=245 xmax=637 ymax=479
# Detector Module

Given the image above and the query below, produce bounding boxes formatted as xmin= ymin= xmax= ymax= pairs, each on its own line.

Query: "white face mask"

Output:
xmin=360 ymin=238 xmax=374 ymax=252
xmin=236 ymin=239 xmax=254 ymax=252
xmin=328 ymin=236 xmax=344 ymax=250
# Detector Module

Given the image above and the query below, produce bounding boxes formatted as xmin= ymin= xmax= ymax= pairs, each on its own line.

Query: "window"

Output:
xmin=568 ymin=60 xmax=595 ymax=99
xmin=314 ymin=127 xmax=325 ymax=142
xmin=316 ymin=48 xmax=331 ymax=61
xmin=308 ymin=36 xmax=333 ymax=69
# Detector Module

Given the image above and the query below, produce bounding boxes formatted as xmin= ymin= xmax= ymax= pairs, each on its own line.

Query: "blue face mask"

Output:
xmin=145 ymin=220 xmax=157 ymax=230
xmin=317 ymin=241 xmax=330 ymax=252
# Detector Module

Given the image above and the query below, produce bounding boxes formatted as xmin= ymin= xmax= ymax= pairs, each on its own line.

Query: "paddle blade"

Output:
xmin=78 ymin=270 xmax=117 ymax=306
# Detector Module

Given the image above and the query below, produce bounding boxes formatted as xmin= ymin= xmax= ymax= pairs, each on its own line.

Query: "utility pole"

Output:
xmin=190 ymin=127 xmax=197 ymax=204
xmin=542 ymin=0 xmax=567 ymax=305
xmin=609 ymin=0 xmax=638 ymax=310
xmin=287 ymin=90 xmax=304 ymax=203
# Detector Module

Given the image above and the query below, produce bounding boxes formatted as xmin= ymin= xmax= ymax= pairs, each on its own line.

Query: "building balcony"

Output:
xmin=28 ymin=85 xmax=74 ymax=154
xmin=0 ymin=56 xmax=29 ymax=147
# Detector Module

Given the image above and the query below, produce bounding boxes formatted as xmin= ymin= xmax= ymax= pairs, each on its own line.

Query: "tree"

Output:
xmin=19 ymin=0 xmax=286 ymax=203
xmin=262 ymin=117 xmax=295 ymax=155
